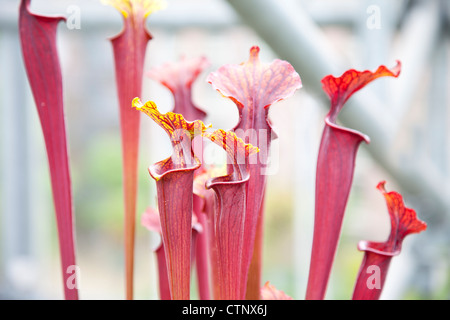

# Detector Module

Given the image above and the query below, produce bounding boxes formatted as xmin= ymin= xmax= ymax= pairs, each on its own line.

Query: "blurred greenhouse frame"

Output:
xmin=0 ymin=0 xmax=449 ymax=299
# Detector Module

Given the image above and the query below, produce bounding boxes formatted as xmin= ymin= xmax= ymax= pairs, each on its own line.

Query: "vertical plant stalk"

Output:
xmin=154 ymin=240 xmax=170 ymax=299
xmin=18 ymin=0 xmax=78 ymax=300
xmin=142 ymin=206 xmax=202 ymax=300
xmin=147 ymin=56 xmax=209 ymax=121
xmin=133 ymin=98 xmax=207 ymax=300
xmin=148 ymin=56 xmax=212 ymax=298
xmin=305 ymin=62 xmax=402 ymax=300
xmin=207 ymin=46 xmax=301 ymax=298
xmin=189 ymin=212 xmax=204 ymax=276
xmin=352 ymin=181 xmax=427 ymax=300
xmin=204 ymin=129 xmax=259 ymax=300
xmin=193 ymin=167 xmax=224 ymax=300
xmin=193 ymin=194 xmax=211 ymax=300
xmin=246 ymin=196 xmax=265 ymax=298
xmin=149 ymin=57 xmax=211 ymax=298
xmin=141 ymin=207 xmax=170 ymax=300
xmin=103 ymin=0 xmax=165 ymax=300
